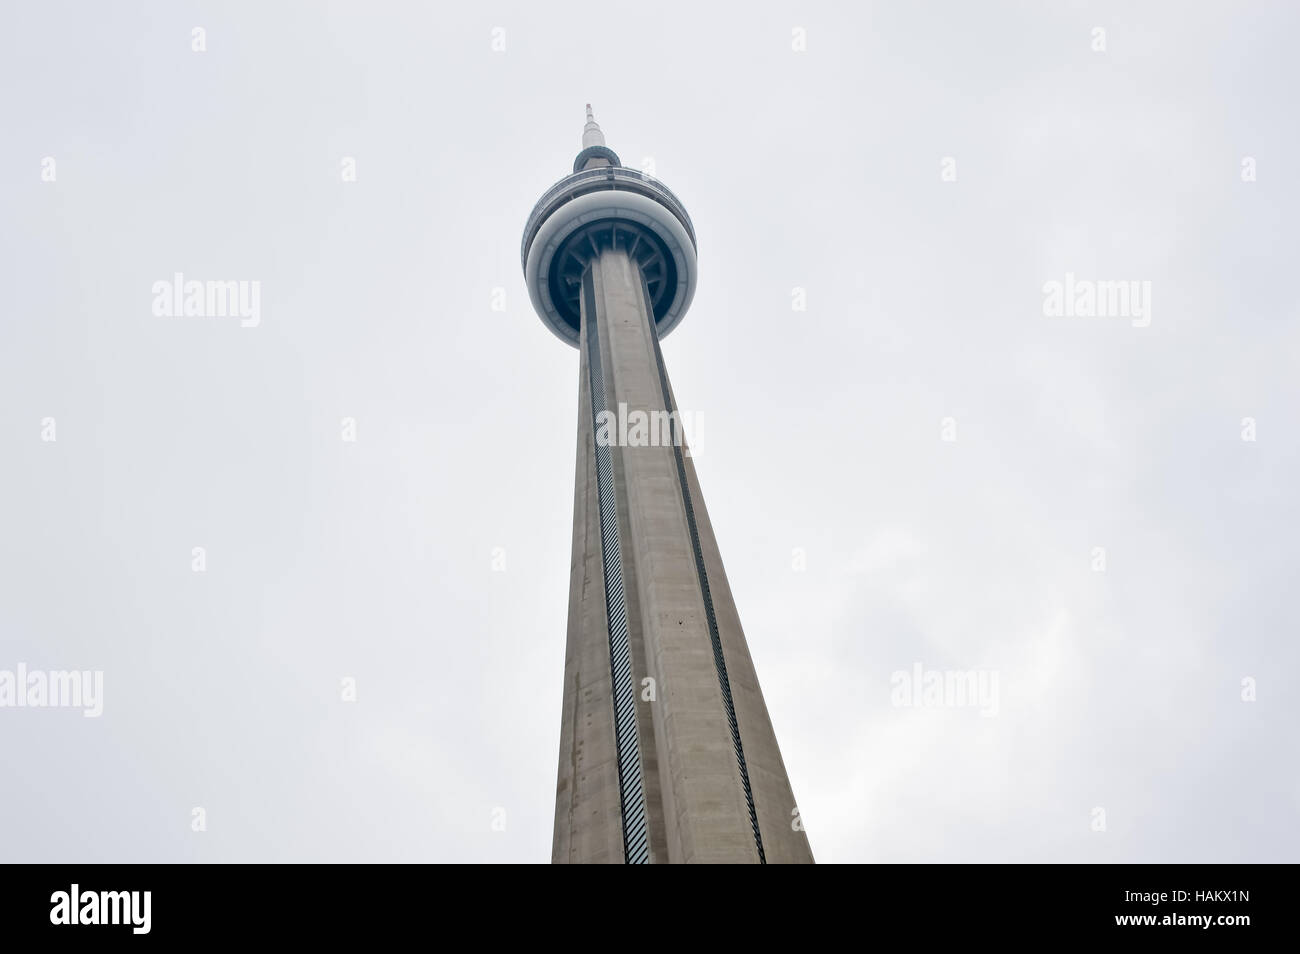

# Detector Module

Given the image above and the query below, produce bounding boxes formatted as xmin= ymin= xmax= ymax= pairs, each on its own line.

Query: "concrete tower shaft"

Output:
xmin=524 ymin=110 xmax=814 ymax=864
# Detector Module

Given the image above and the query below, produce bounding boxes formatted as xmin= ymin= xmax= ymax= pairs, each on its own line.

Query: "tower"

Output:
xmin=521 ymin=108 xmax=814 ymax=864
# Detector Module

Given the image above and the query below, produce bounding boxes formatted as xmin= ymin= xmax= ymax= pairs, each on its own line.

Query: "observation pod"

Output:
xmin=521 ymin=106 xmax=698 ymax=347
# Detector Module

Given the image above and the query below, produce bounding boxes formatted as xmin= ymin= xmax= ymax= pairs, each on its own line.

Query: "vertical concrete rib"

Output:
xmin=594 ymin=248 xmax=757 ymax=862
xmin=637 ymin=272 xmax=766 ymax=863
xmin=552 ymin=315 xmax=625 ymax=865
xmin=581 ymin=268 xmax=650 ymax=863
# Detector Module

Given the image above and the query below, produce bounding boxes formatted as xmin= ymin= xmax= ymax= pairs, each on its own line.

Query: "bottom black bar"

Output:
xmin=0 ymin=863 xmax=1282 ymax=940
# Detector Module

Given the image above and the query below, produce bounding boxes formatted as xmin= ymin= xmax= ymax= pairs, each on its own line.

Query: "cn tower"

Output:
xmin=521 ymin=107 xmax=814 ymax=864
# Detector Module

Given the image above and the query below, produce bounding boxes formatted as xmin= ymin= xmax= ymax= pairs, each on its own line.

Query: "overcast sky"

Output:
xmin=1 ymin=1 xmax=1296 ymax=863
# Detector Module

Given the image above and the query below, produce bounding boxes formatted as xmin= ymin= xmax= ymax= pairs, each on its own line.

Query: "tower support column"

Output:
xmin=532 ymin=109 xmax=813 ymax=864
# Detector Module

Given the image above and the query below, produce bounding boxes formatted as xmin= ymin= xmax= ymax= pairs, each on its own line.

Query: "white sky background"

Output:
xmin=1 ymin=1 xmax=1296 ymax=863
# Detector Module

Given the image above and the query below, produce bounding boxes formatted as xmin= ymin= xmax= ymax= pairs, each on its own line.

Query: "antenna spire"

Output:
xmin=582 ymin=104 xmax=605 ymax=149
